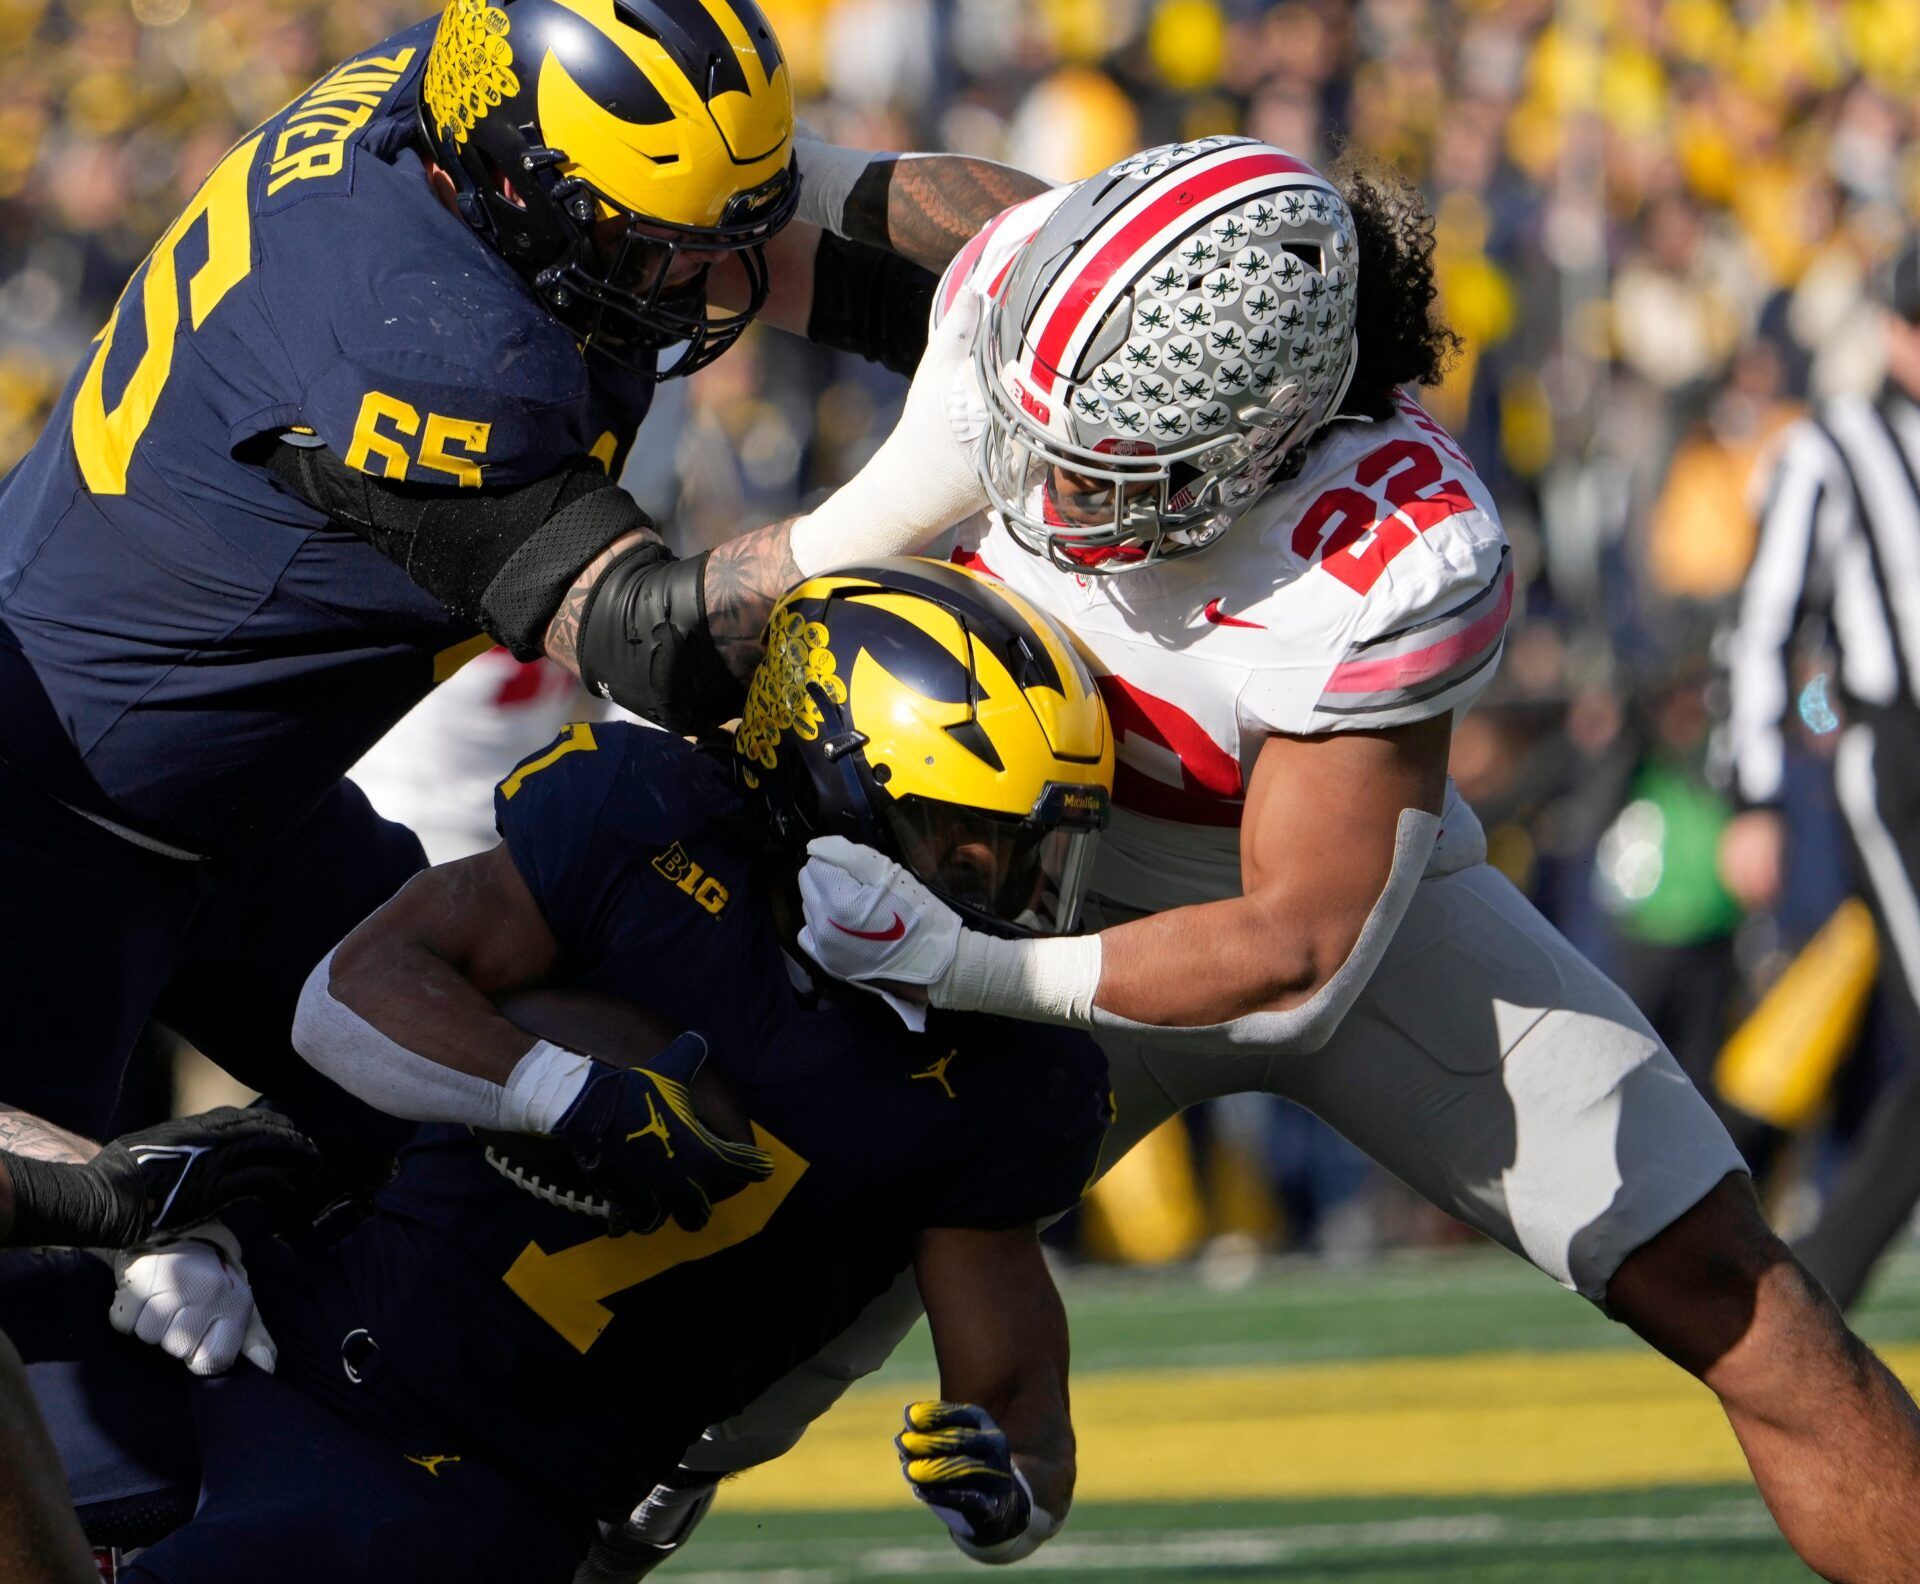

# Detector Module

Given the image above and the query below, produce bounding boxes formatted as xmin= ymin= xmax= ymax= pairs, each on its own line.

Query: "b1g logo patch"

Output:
xmin=1014 ymin=379 xmax=1051 ymax=426
xmin=652 ymin=842 xmax=729 ymax=916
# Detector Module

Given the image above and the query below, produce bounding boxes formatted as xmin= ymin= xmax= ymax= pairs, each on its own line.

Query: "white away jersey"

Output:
xmin=350 ymin=649 xmax=590 ymax=864
xmin=941 ymin=194 xmax=1511 ymax=912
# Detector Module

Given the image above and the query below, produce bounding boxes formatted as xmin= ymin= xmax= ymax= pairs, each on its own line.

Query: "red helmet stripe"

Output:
xmin=1027 ymin=151 xmax=1315 ymax=395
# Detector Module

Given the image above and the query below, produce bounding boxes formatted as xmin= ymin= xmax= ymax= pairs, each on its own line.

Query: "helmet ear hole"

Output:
xmin=475 ymin=151 xmax=528 ymax=210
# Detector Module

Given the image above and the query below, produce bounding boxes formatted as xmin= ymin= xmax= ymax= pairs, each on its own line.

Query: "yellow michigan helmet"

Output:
xmin=738 ymin=558 xmax=1115 ymax=937
xmin=420 ymin=0 xmax=796 ymax=376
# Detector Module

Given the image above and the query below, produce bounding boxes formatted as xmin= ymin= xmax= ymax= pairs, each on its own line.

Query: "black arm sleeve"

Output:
xmin=805 ymin=231 xmax=938 ymax=376
xmin=262 ymin=439 xmax=651 ymax=659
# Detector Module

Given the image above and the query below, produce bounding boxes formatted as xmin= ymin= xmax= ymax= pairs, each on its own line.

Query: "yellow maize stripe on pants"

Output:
xmin=726 ymin=1344 xmax=1920 ymax=1510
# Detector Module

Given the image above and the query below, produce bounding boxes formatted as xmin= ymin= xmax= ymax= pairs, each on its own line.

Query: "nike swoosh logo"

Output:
xmin=1203 ymin=598 xmax=1264 ymax=629
xmin=832 ymin=914 xmax=906 ymax=942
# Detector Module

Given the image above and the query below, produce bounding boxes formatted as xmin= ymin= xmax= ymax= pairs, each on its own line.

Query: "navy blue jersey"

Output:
xmin=283 ymin=724 xmax=1110 ymax=1518
xmin=0 ymin=21 xmax=653 ymax=853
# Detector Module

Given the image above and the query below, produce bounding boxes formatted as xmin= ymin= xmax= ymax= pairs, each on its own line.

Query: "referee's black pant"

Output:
xmin=1795 ymin=703 xmax=1920 ymax=1307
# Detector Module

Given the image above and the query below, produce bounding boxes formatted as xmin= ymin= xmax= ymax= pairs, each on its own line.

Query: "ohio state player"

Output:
xmin=779 ymin=139 xmax=1920 ymax=1579
xmin=350 ymin=650 xmax=591 ymax=865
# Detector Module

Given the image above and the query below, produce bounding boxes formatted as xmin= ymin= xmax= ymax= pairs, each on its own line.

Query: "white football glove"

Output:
xmin=798 ymin=837 xmax=1105 ymax=1030
xmin=796 ymin=837 xmax=965 ymax=1028
xmin=106 ymin=1220 xmax=276 ymax=1377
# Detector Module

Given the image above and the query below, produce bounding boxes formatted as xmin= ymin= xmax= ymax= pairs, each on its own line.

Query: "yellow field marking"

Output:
xmin=726 ymin=1344 xmax=1920 ymax=1511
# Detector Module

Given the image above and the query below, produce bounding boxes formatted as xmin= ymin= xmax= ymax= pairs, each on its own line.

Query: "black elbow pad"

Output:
xmin=807 ymin=232 xmax=938 ymax=376
xmin=475 ymin=484 xmax=652 ymax=660
xmin=577 ymin=542 xmax=746 ymax=735
xmin=262 ymin=439 xmax=646 ymax=660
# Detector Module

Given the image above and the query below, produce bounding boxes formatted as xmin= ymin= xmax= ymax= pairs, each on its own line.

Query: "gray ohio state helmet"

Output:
xmin=976 ymin=137 xmax=1358 ymax=572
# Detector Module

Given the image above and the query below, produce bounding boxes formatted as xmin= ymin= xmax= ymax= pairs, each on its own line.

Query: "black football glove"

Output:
xmin=2 ymin=1106 xmax=322 ymax=1250
xmin=549 ymin=1033 xmax=775 ymax=1234
xmin=896 ymin=1401 xmax=1033 ymax=1553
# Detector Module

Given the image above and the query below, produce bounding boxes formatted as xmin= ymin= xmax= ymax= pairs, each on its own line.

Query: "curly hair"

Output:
xmin=1329 ymin=147 xmax=1462 ymax=419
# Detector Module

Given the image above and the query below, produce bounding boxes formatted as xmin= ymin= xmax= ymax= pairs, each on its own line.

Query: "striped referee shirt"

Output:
xmin=1726 ymin=385 xmax=1920 ymax=807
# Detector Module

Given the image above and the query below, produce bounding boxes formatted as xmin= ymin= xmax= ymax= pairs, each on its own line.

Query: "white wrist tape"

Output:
xmin=793 ymin=132 xmax=881 ymax=234
xmin=500 ymin=1042 xmax=594 ymax=1134
xmin=292 ymin=951 xmax=589 ymax=1132
xmin=936 ymin=931 xmax=1102 ymax=1025
xmin=951 ymin=1470 xmax=1061 ymax=1565
xmin=1088 ymin=808 xmax=1440 ymax=1055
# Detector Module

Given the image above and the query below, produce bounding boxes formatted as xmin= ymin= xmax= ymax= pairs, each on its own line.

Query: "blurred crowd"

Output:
xmin=9 ymin=0 xmax=1920 ymax=1275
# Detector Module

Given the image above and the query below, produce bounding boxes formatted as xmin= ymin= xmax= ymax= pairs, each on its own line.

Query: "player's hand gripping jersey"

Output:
xmin=266 ymin=722 xmax=1109 ymax=1519
xmin=936 ymin=187 xmax=1511 ymax=912
xmin=0 ymin=24 xmax=653 ymax=855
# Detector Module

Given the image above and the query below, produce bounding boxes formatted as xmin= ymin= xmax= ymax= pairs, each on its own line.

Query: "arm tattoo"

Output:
xmin=542 ymin=526 xmax=664 ymax=677
xmin=845 ymin=156 xmax=1051 ymax=274
xmin=0 ymin=1107 xmax=97 ymax=1166
xmin=702 ymin=518 xmax=803 ymax=682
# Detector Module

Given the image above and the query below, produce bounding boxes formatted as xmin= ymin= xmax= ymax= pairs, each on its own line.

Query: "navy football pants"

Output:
xmin=0 ymin=1249 xmax=582 ymax=1583
xmin=0 ymin=757 xmax=423 ymax=1150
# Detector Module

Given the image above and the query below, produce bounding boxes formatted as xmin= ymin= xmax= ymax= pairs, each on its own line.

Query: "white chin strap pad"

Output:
xmin=1089 ymin=807 xmax=1440 ymax=1055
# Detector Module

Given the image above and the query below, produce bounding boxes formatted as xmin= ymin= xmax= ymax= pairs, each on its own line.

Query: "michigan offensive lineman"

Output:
xmin=0 ymin=0 xmax=1035 ymax=1245
xmin=719 ymin=139 xmax=1920 ymax=1582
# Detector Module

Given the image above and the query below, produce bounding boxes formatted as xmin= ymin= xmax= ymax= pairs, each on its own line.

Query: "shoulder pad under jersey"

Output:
xmin=494 ymin=722 xmax=740 ymax=848
xmin=265 ymin=153 xmax=599 ymax=490
xmin=1244 ymin=396 xmax=1512 ymax=735
xmin=493 ymin=723 xmax=744 ymax=944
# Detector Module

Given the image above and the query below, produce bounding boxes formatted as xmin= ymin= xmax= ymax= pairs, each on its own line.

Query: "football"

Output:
xmin=474 ymin=988 xmax=688 ymax=1222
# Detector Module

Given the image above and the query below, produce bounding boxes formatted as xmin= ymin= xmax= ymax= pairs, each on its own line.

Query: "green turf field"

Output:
xmin=684 ymin=1245 xmax=1920 ymax=1582
xmin=691 ymin=1488 xmax=1800 ymax=1583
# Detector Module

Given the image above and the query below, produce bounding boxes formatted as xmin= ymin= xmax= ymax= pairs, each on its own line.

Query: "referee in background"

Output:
xmin=1721 ymin=239 xmax=1920 ymax=1309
